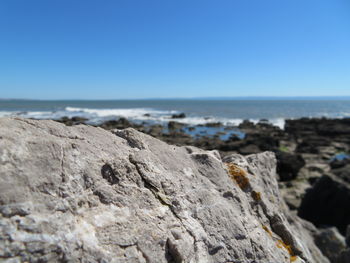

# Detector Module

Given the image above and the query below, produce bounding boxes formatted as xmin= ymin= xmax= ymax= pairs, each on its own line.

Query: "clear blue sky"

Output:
xmin=0 ymin=0 xmax=349 ymax=99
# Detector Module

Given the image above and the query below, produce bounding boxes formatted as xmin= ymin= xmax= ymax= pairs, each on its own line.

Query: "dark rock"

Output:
xmin=216 ymin=140 xmax=241 ymax=152
xmin=285 ymin=118 xmax=350 ymax=137
xmin=313 ymin=227 xmax=346 ymax=263
xmin=332 ymin=164 xmax=350 ymax=184
xmin=205 ymin=122 xmax=223 ymax=127
xmin=57 ymin=116 xmax=88 ymax=126
xmin=100 ymin=118 xmax=133 ymax=130
xmin=147 ymin=125 xmax=164 ymax=137
xmin=168 ymin=121 xmax=185 ymax=131
xmin=298 ymin=175 xmax=350 ymax=235
xmin=171 ymin=113 xmax=186 ymax=119
xmin=296 ymin=140 xmax=320 ymax=154
xmin=337 ymin=249 xmax=350 ymax=263
xmin=346 ymin=225 xmax=350 ymax=247
xmin=276 ymin=152 xmax=305 ymax=181
xmin=330 ymin=158 xmax=350 ymax=169
xmin=194 ymin=136 xmax=224 ymax=150
xmin=227 ymin=134 xmax=241 ymax=142
xmin=244 ymin=134 xmax=280 ymax=152
xmin=238 ymin=120 xmax=255 ymax=129
xmin=258 ymin=119 xmax=270 ymax=126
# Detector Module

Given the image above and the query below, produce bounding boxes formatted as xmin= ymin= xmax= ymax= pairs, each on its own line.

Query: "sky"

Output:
xmin=0 ymin=0 xmax=349 ymax=99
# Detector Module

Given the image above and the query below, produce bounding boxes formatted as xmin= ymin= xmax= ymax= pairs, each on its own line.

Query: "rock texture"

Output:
xmin=298 ymin=175 xmax=350 ymax=235
xmin=312 ymin=227 xmax=346 ymax=263
xmin=0 ymin=118 xmax=329 ymax=263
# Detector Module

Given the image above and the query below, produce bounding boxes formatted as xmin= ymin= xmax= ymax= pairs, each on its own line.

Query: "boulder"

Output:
xmin=0 ymin=118 xmax=328 ymax=262
xmin=330 ymin=158 xmax=350 ymax=169
xmin=244 ymin=133 xmax=280 ymax=152
xmin=332 ymin=164 xmax=350 ymax=184
xmin=298 ymin=175 xmax=350 ymax=235
xmin=313 ymin=227 xmax=346 ymax=263
xmin=99 ymin=117 xmax=133 ymax=130
xmin=238 ymin=120 xmax=255 ymax=129
xmin=285 ymin=118 xmax=350 ymax=137
xmin=171 ymin=113 xmax=186 ymax=119
xmin=337 ymin=249 xmax=350 ymax=263
xmin=276 ymin=152 xmax=305 ymax=181
xmin=168 ymin=121 xmax=185 ymax=131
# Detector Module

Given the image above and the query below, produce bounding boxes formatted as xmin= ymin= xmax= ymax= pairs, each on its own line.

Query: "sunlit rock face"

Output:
xmin=0 ymin=118 xmax=328 ymax=263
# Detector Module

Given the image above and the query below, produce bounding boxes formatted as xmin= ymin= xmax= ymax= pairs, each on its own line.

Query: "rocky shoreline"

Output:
xmin=1 ymin=116 xmax=350 ymax=262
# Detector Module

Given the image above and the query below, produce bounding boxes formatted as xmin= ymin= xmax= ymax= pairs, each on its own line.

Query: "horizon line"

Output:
xmin=1 ymin=96 xmax=350 ymax=101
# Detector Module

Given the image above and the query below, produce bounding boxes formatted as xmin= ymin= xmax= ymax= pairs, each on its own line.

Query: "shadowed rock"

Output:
xmin=298 ymin=175 xmax=350 ymax=235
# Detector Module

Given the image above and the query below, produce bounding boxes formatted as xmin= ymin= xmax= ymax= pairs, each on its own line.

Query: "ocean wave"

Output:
xmin=65 ymin=107 xmax=176 ymax=118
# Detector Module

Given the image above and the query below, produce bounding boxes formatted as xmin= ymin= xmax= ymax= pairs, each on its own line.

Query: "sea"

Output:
xmin=1 ymin=98 xmax=350 ymax=129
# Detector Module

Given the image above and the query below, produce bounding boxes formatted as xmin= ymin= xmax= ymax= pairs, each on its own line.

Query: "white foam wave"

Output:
xmin=0 ymin=111 xmax=15 ymax=117
xmin=65 ymin=107 xmax=174 ymax=118
xmin=249 ymin=118 xmax=285 ymax=129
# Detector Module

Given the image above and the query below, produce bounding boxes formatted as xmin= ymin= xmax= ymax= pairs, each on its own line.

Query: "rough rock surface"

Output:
xmin=312 ymin=227 xmax=346 ymax=263
xmin=298 ymin=175 xmax=350 ymax=235
xmin=0 ymin=118 xmax=329 ymax=263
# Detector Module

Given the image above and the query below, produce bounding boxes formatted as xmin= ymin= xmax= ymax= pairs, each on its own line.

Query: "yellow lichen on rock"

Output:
xmin=226 ymin=163 xmax=250 ymax=190
xmin=276 ymin=240 xmax=297 ymax=262
xmin=262 ymin=225 xmax=297 ymax=262
xmin=251 ymin=190 xmax=261 ymax=201
xmin=262 ymin=225 xmax=273 ymax=237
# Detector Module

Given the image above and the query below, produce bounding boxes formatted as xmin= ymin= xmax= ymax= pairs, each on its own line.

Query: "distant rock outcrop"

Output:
xmin=0 ymin=118 xmax=329 ymax=262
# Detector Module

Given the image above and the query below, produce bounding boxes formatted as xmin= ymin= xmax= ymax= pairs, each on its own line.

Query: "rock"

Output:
xmin=0 ymin=117 xmax=329 ymax=262
xmin=99 ymin=117 xmax=133 ymax=130
xmin=285 ymin=118 xmax=350 ymax=137
xmin=147 ymin=125 xmax=164 ymax=137
xmin=313 ymin=227 xmax=346 ymax=263
xmin=296 ymin=140 xmax=320 ymax=154
xmin=238 ymin=144 xmax=261 ymax=155
xmin=276 ymin=152 xmax=305 ymax=181
xmin=205 ymin=122 xmax=222 ymax=127
xmin=244 ymin=133 xmax=280 ymax=152
xmin=238 ymin=120 xmax=255 ymax=129
xmin=258 ymin=119 xmax=269 ymax=124
xmin=279 ymin=181 xmax=310 ymax=210
xmin=57 ymin=116 xmax=88 ymax=126
xmin=332 ymin=164 xmax=350 ymax=184
xmin=168 ymin=121 xmax=185 ymax=131
xmin=330 ymin=158 xmax=350 ymax=169
xmin=171 ymin=113 xmax=186 ymax=119
xmin=298 ymin=175 xmax=350 ymax=235
xmin=346 ymin=225 xmax=350 ymax=247
xmin=337 ymin=249 xmax=350 ymax=263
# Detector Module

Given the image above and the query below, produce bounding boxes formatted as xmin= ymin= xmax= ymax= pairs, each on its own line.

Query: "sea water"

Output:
xmin=1 ymin=98 xmax=350 ymax=129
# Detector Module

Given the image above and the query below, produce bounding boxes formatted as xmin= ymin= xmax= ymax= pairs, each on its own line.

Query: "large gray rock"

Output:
xmin=0 ymin=118 xmax=328 ymax=263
